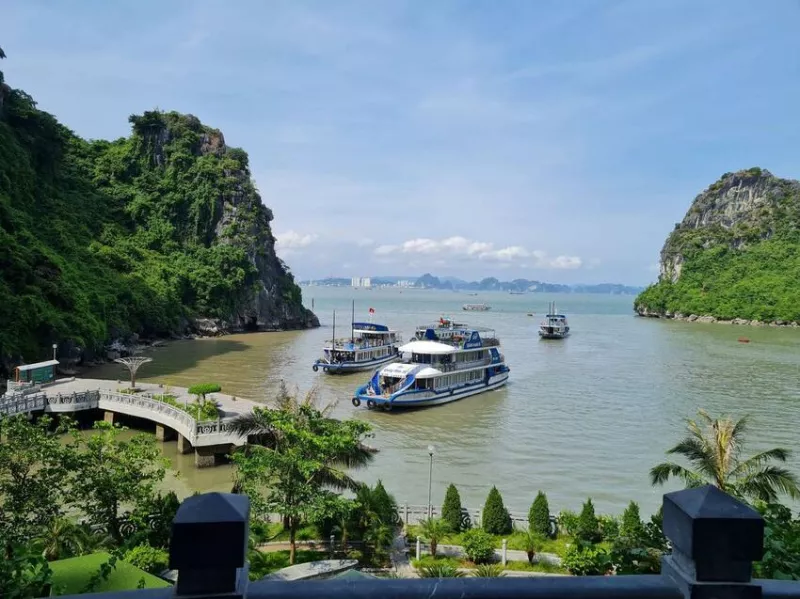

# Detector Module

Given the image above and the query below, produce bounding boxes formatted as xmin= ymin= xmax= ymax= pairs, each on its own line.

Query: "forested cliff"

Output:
xmin=634 ymin=168 xmax=800 ymax=324
xmin=0 ymin=66 xmax=317 ymax=370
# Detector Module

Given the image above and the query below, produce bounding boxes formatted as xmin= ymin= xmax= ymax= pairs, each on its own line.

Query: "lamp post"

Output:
xmin=427 ymin=445 xmax=435 ymax=518
xmin=52 ymin=343 xmax=57 ymax=361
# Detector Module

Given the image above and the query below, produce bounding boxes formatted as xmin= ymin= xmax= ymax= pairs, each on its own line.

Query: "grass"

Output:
xmin=411 ymin=553 xmax=568 ymax=575
xmin=250 ymin=549 xmax=328 ymax=579
xmin=503 ymin=560 xmax=568 ymax=574
xmin=406 ymin=526 xmax=576 ymax=557
xmin=50 ymin=552 xmax=170 ymax=595
xmin=260 ymin=523 xmax=322 ymax=543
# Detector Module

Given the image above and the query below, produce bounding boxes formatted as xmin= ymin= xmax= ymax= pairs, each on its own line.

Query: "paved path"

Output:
xmin=390 ymin=531 xmax=416 ymax=577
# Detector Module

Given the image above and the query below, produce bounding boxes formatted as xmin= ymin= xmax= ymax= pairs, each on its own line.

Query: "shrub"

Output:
xmin=474 ymin=563 xmax=504 ymax=577
xmin=372 ymin=480 xmax=400 ymax=527
xmin=462 ymin=529 xmax=495 ymax=564
xmin=529 ymin=491 xmax=551 ymax=538
xmin=563 ymin=544 xmax=612 ymax=576
xmin=482 ymin=487 xmax=511 ymax=535
xmin=185 ymin=399 xmax=221 ymax=421
xmin=620 ymin=501 xmax=644 ymax=542
xmin=442 ymin=484 xmax=464 ymax=532
xmin=188 ymin=383 xmax=222 ymax=400
xmin=576 ymin=499 xmax=601 ymax=543
xmin=557 ymin=509 xmax=579 ymax=536
xmin=419 ymin=518 xmax=451 ymax=558
xmin=598 ymin=515 xmax=620 ymax=541
xmin=123 ymin=544 xmax=169 ymax=574
xmin=417 ymin=564 xmax=464 ymax=578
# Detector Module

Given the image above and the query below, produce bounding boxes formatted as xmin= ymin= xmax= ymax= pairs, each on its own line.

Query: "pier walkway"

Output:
xmin=0 ymin=378 xmax=261 ymax=467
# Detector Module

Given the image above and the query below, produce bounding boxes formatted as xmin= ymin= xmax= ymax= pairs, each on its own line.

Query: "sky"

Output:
xmin=2 ymin=0 xmax=800 ymax=285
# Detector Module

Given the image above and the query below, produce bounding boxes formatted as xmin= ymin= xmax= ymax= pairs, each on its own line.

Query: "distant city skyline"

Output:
xmin=3 ymin=0 xmax=799 ymax=285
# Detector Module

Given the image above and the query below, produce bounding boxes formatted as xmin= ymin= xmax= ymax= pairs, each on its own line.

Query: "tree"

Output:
xmin=753 ymin=502 xmax=800 ymax=580
xmin=529 ymin=491 xmax=551 ymax=537
xmin=417 ymin=564 xmax=464 ymax=578
xmin=619 ymin=501 xmax=644 ymax=542
xmin=650 ymin=410 xmax=800 ymax=502
xmin=36 ymin=517 xmax=87 ymax=561
xmin=188 ymin=382 xmax=222 ymax=403
xmin=521 ymin=530 xmax=540 ymax=564
xmin=419 ymin=518 xmax=451 ymax=558
xmin=72 ymin=422 xmax=167 ymax=543
xmin=114 ymin=356 xmax=152 ymax=390
xmin=371 ymin=480 xmax=400 ymax=527
xmin=474 ymin=564 xmax=504 ymax=577
xmin=482 ymin=487 xmax=511 ymax=535
xmin=576 ymin=498 xmax=601 ymax=543
xmin=442 ymin=484 xmax=464 ymax=532
xmin=0 ymin=46 xmax=6 ymax=59
xmin=0 ymin=416 xmax=75 ymax=552
xmin=231 ymin=404 xmax=373 ymax=564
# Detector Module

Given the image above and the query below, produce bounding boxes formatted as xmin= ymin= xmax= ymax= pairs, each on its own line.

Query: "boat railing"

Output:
xmin=327 ymin=338 xmax=398 ymax=350
xmin=440 ymin=357 xmax=492 ymax=372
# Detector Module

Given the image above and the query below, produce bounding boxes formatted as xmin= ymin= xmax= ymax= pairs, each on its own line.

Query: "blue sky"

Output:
xmin=3 ymin=0 xmax=800 ymax=285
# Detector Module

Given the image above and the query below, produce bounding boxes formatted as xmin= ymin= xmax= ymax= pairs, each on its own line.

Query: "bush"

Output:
xmin=123 ymin=544 xmax=169 ymax=574
xmin=563 ymin=544 xmax=612 ymax=576
xmin=474 ymin=563 xmax=504 ymax=577
xmin=529 ymin=491 xmax=551 ymax=538
xmin=462 ymin=529 xmax=495 ymax=564
xmin=417 ymin=564 xmax=464 ymax=578
xmin=576 ymin=499 xmax=601 ymax=543
xmin=188 ymin=383 xmax=222 ymax=400
xmin=598 ymin=515 xmax=620 ymax=541
xmin=185 ymin=399 xmax=221 ymax=421
xmin=372 ymin=480 xmax=400 ymax=527
xmin=482 ymin=487 xmax=511 ymax=535
xmin=557 ymin=510 xmax=579 ymax=536
xmin=442 ymin=484 xmax=464 ymax=532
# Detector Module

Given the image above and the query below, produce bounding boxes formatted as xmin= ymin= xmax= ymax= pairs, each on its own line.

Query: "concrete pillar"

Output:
xmin=502 ymin=539 xmax=507 ymax=566
xmin=155 ymin=424 xmax=176 ymax=442
xmin=416 ymin=536 xmax=421 ymax=561
xmin=329 ymin=534 xmax=335 ymax=558
xmin=194 ymin=446 xmax=218 ymax=468
xmin=404 ymin=503 xmax=409 ymax=526
xmin=103 ymin=411 xmax=114 ymax=424
xmin=177 ymin=434 xmax=193 ymax=455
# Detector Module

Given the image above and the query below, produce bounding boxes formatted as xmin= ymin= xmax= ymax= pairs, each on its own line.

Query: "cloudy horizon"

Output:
xmin=3 ymin=0 xmax=799 ymax=286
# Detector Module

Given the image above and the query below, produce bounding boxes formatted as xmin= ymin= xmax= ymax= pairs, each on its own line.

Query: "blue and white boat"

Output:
xmin=351 ymin=322 xmax=509 ymax=409
xmin=313 ymin=308 xmax=401 ymax=374
xmin=538 ymin=302 xmax=570 ymax=339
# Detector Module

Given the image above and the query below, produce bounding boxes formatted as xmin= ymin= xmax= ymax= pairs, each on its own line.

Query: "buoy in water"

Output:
xmin=738 ymin=337 xmax=751 ymax=343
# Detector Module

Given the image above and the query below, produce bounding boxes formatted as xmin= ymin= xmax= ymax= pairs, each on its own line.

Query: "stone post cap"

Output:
xmin=663 ymin=485 xmax=764 ymax=563
xmin=169 ymin=492 xmax=250 ymax=570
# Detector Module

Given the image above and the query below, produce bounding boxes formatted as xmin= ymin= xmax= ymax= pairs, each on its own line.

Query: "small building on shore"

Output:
xmin=14 ymin=359 xmax=59 ymax=386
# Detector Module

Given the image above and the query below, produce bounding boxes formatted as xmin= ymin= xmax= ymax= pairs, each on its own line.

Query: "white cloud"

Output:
xmin=275 ymin=230 xmax=317 ymax=249
xmin=372 ymin=236 xmax=581 ymax=269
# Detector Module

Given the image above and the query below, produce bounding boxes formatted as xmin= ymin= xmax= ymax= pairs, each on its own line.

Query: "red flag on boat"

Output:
xmin=369 ymin=308 xmax=375 ymax=314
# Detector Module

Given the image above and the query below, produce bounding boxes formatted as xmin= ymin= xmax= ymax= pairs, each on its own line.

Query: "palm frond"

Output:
xmin=650 ymin=462 xmax=706 ymax=487
xmin=228 ymin=411 xmax=272 ymax=436
xmin=734 ymin=465 xmax=800 ymax=502
xmin=329 ymin=443 xmax=377 ymax=469
xmin=667 ymin=437 xmax=718 ymax=480
xmin=314 ymin=465 xmax=362 ymax=492
xmin=731 ymin=447 xmax=792 ymax=477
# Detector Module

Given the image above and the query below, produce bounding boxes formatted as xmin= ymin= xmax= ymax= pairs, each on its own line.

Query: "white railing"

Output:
xmin=0 ymin=390 xmax=246 ymax=448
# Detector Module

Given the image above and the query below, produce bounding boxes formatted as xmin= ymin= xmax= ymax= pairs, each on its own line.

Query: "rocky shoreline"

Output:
xmin=635 ymin=308 xmax=800 ymax=328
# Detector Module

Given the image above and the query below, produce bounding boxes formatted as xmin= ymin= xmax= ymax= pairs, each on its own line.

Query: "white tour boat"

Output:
xmin=313 ymin=306 xmax=401 ymax=374
xmin=352 ymin=321 xmax=509 ymax=409
xmin=538 ymin=302 xmax=570 ymax=339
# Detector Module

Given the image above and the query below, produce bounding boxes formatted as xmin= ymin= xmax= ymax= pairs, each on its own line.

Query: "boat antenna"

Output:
xmin=351 ymin=299 xmax=355 ymax=344
xmin=332 ymin=309 xmax=336 ymax=347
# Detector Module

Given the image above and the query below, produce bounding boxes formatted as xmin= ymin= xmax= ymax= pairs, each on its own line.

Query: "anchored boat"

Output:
xmin=313 ymin=305 xmax=401 ymax=374
xmin=538 ymin=302 xmax=570 ymax=339
xmin=352 ymin=321 xmax=509 ymax=409
xmin=462 ymin=303 xmax=491 ymax=311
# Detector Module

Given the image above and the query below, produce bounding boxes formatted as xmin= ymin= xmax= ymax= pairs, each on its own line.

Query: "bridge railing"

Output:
xmin=57 ymin=484 xmax=800 ymax=599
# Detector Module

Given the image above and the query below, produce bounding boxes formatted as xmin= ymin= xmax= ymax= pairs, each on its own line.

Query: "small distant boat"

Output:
xmin=538 ymin=302 xmax=570 ymax=339
xmin=463 ymin=303 xmax=491 ymax=312
xmin=738 ymin=337 xmax=751 ymax=344
xmin=509 ymin=291 xmax=525 ymax=295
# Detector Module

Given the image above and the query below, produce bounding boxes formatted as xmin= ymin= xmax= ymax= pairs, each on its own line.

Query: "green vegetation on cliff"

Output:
xmin=635 ymin=169 xmax=800 ymax=322
xmin=0 ymin=66 xmax=310 ymax=365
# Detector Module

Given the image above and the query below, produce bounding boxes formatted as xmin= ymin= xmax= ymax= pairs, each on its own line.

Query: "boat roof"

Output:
xmin=379 ymin=363 xmax=419 ymax=377
xmin=16 ymin=360 xmax=59 ymax=372
xmin=352 ymin=322 xmax=389 ymax=332
xmin=398 ymin=340 xmax=457 ymax=355
xmin=416 ymin=366 xmax=443 ymax=379
xmin=353 ymin=328 xmax=396 ymax=335
xmin=546 ymin=314 xmax=567 ymax=318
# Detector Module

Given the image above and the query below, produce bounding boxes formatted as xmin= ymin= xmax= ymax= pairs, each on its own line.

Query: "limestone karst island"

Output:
xmin=2 ymin=2 xmax=800 ymax=597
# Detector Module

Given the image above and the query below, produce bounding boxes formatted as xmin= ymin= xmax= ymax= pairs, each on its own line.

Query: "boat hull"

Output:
xmin=355 ymin=370 xmax=509 ymax=409
xmin=538 ymin=332 xmax=569 ymax=339
xmin=314 ymin=353 xmax=399 ymax=374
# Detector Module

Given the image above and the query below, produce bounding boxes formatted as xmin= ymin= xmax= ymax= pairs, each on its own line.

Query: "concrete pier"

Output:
xmin=156 ymin=424 xmax=176 ymax=442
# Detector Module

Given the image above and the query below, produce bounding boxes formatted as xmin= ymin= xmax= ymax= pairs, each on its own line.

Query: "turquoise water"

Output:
xmin=88 ymin=287 xmax=800 ymax=516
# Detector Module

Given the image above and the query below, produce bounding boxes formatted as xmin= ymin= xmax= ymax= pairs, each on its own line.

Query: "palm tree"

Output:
xmin=419 ymin=518 xmax=451 ymax=558
xmin=37 ymin=517 xmax=87 ymax=561
xmin=650 ymin=409 xmax=800 ymax=502
xmin=474 ymin=563 xmax=505 ymax=577
xmin=521 ymin=530 xmax=540 ymax=564
xmin=417 ymin=564 xmax=464 ymax=578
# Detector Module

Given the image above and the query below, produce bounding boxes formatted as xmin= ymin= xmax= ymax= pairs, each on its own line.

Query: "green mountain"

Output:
xmin=635 ymin=168 xmax=800 ymax=323
xmin=0 ymin=67 xmax=317 ymax=371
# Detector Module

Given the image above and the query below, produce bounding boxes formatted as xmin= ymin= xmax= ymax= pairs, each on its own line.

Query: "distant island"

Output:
xmin=301 ymin=274 xmax=643 ymax=295
xmin=635 ymin=168 xmax=800 ymax=325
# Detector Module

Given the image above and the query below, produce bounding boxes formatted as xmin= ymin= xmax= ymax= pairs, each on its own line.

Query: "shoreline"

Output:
xmin=635 ymin=309 xmax=800 ymax=327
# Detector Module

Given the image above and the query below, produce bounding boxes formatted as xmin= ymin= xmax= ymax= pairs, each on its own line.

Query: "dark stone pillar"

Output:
xmin=195 ymin=446 xmax=219 ymax=468
xmin=177 ymin=434 xmax=193 ymax=455
xmin=155 ymin=424 xmax=176 ymax=442
xmin=103 ymin=410 xmax=114 ymax=424
xmin=661 ymin=485 xmax=764 ymax=599
xmin=170 ymin=493 xmax=250 ymax=598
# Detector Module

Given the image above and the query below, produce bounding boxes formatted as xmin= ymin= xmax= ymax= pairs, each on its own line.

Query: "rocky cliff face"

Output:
xmin=659 ymin=168 xmax=800 ymax=282
xmin=635 ymin=168 xmax=800 ymax=324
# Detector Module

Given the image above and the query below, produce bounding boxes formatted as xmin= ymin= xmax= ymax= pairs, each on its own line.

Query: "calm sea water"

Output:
xmin=87 ymin=288 xmax=800 ymax=516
